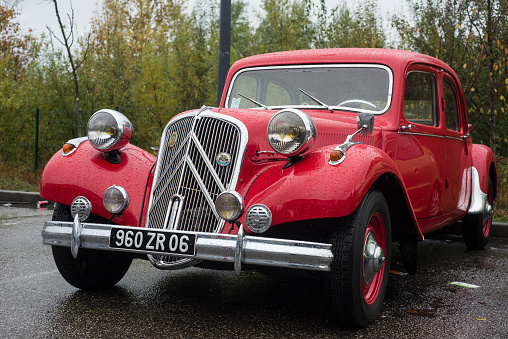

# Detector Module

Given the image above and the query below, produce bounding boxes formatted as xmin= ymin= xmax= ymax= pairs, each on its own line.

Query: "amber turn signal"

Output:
xmin=62 ymin=143 xmax=76 ymax=154
xmin=329 ymin=149 xmax=344 ymax=162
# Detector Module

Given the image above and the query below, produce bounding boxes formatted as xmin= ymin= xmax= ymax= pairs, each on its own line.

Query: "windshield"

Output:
xmin=225 ymin=64 xmax=393 ymax=114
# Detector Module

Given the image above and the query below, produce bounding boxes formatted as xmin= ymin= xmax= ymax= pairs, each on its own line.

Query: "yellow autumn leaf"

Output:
xmin=471 ymin=87 xmax=475 ymax=92
xmin=505 ymin=78 xmax=508 ymax=84
xmin=457 ymin=24 xmax=460 ymax=29
xmin=463 ymin=63 xmax=467 ymax=69
xmin=501 ymin=95 xmax=506 ymax=101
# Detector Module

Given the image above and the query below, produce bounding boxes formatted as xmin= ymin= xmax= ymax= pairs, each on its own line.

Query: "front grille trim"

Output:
xmin=145 ymin=109 xmax=248 ymax=269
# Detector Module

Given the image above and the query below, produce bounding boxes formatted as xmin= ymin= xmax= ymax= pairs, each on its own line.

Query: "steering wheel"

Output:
xmin=336 ymin=99 xmax=382 ymax=111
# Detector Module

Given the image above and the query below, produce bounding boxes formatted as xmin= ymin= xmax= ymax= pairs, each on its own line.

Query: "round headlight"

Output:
xmin=87 ymin=109 xmax=133 ymax=152
xmin=103 ymin=185 xmax=129 ymax=215
xmin=215 ymin=191 xmax=244 ymax=221
xmin=267 ymin=109 xmax=316 ymax=156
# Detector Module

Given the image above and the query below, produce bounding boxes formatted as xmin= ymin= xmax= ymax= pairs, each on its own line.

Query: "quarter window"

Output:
xmin=403 ymin=71 xmax=438 ymax=126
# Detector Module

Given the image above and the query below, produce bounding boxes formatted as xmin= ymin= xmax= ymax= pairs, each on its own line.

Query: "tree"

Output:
xmin=47 ymin=0 xmax=90 ymax=137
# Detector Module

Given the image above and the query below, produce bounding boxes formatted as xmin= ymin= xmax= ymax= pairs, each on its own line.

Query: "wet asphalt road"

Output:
xmin=1 ymin=206 xmax=507 ymax=338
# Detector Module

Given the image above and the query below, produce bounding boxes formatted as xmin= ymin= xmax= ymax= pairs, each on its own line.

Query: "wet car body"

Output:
xmin=41 ymin=48 xmax=497 ymax=328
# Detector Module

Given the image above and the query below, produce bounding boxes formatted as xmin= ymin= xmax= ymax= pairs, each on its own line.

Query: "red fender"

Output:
xmin=471 ymin=144 xmax=497 ymax=198
xmin=40 ymin=141 xmax=156 ymax=227
xmin=240 ymin=144 xmax=422 ymax=239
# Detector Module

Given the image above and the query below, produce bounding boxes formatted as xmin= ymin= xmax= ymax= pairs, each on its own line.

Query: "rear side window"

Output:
xmin=403 ymin=71 xmax=438 ymax=126
xmin=443 ymin=78 xmax=460 ymax=131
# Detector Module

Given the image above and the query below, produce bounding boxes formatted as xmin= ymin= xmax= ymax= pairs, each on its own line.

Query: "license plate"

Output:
xmin=109 ymin=227 xmax=196 ymax=256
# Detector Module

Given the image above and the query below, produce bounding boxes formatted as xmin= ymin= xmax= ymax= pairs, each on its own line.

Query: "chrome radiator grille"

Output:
xmin=146 ymin=110 xmax=247 ymax=239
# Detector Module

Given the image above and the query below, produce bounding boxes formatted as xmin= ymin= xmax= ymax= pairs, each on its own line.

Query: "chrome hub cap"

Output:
xmin=363 ymin=231 xmax=385 ymax=285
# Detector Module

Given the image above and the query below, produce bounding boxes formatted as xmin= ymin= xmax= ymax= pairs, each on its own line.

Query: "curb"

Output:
xmin=0 ymin=190 xmax=47 ymax=205
xmin=0 ymin=190 xmax=507 ymax=238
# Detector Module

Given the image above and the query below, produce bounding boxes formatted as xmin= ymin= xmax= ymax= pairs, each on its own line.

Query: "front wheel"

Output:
xmin=324 ymin=190 xmax=391 ymax=328
xmin=51 ymin=203 xmax=133 ymax=290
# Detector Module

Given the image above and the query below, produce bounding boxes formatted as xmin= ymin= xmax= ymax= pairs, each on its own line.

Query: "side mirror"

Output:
xmin=357 ymin=113 xmax=375 ymax=136
xmin=346 ymin=113 xmax=375 ymax=143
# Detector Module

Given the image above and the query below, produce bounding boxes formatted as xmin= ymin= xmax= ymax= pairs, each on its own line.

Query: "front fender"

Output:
xmin=40 ymin=141 xmax=156 ymax=226
xmin=242 ymin=144 xmax=421 ymax=238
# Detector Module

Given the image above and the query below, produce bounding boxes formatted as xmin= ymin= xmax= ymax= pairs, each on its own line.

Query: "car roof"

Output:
xmin=227 ymin=48 xmax=455 ymax=77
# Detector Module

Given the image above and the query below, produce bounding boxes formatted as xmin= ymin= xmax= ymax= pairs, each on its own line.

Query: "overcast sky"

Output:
xmin=16 ymin=0 xmax=407 ymax=38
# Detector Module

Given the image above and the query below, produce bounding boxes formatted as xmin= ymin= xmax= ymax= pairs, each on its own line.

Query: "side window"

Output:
xmin=443 ymin=78 xmax=460 ymax=131
xmin=403 ymin=71 xmax=438 ymax=126
xmin=266 ymin=82 xmax=291 ymax=106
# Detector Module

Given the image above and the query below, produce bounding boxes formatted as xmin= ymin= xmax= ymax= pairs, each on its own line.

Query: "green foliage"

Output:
xmin=495 ymin=157 xmax=508 ymax=222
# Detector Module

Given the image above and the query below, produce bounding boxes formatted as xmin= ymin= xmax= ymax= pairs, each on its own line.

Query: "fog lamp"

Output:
xmin=215 ymin=191 xmax=244 ymax=221
xmin=103 ymin=185 xmax=129 ymax=215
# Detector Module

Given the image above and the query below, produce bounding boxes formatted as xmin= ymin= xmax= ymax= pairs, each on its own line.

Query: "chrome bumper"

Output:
xmin=42 ymin=219 xmax=333 ymax=274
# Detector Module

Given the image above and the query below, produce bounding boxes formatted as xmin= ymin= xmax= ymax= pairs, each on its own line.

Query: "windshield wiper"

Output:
xmin=298 ymin=88 xmax=334 ymax=112
xmin=238 ymin=93 xmax=268 ymax=109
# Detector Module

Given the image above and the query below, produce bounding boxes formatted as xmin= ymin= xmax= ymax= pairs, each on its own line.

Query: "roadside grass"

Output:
xmin=0 ymin=156 xmax=507 ymax=222
xmin=495 ymin=157 xmax=508 ymax=223
xmin=0 ymin=159 xmax=41 ymax=192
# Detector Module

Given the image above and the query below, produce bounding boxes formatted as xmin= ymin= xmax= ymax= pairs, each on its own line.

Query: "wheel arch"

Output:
xmin=371 ymin=172 xmax=422 ymax=242
xmin=471 ymin=143 xmax=497 ymax=202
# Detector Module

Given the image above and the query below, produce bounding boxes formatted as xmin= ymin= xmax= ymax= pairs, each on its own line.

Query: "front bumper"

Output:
xmin=42 ymin=219 xmax=333 ymax=274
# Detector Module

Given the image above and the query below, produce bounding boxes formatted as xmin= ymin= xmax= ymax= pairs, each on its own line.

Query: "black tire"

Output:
xmin=51 ymin=203 xmax=133 ymax=290
xmin=324 ymin=190 xmax=391 ymax=328
xmin=400 ymin=238 xmax=418 ymax=275
xmin=462 ymin=177 xmax=493 ymax=250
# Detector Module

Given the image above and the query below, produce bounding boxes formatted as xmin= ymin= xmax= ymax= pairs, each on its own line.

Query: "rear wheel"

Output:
xmin=325 ymin=190 xmax=391 ymax=328
xmin=463 ymin=177 xmax=493 ymax=250
xmin=51 ymin=203 xmax=132 ymax=290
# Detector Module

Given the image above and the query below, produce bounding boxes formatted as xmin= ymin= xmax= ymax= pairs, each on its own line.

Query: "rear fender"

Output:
xmin=241 ymin=144 xmax=423 ymax=240
xmin=471 ymin=144 xmax=497 ymax=200
xmin=40 ymin=141 xmax=156 ymax=226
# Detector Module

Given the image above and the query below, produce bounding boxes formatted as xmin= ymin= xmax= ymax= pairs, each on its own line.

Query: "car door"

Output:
xmin=399 ymin=65 xmax=447 ymax=223
xmin=441 ymin=72 xmax=471 ymax=215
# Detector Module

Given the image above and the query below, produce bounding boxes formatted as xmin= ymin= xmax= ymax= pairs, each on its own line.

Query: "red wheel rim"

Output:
xmin=483 ymin=183 xmax=493 ymax=238
xmin=362 ymin=212 xmax=386 ymax=305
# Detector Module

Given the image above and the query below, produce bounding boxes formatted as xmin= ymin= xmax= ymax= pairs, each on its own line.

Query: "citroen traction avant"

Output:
xmin=41 ymin=49 xmax=497 ymax=328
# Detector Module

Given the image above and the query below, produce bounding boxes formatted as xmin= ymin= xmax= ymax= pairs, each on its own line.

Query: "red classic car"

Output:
xmin=41 ymin=48 xmax=497 ymax=328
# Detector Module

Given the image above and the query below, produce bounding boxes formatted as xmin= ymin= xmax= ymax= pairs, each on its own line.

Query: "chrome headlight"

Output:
xmin=103 ymin=185 xmax=129 ymax=215
xmin=87 ymin=109 xmax=133 ymax=152
xmin=215 ymin=191 xmax=244 ymax=221
xmin=267 ymin=109 xmax=316 ymax=156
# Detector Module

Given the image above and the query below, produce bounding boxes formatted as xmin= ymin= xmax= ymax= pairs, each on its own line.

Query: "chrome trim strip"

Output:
xmin=468 ymin=167 xmax=491 ymax=216
xmin=398 ymin=131 xmax=445 ymax=139
xmin=444 ymin=135 xmax=466 ymax=142
xmin=225 ymin=64 xmax=394 ymax=115
xmin=398 ymin=132 xmax=466 ymax=142
xmin=42 ymin=221 xmax=334 ymax=272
